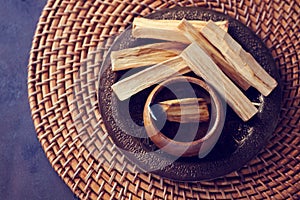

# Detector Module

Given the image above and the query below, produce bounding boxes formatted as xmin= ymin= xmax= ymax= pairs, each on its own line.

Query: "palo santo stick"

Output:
xmin=157 ymin=98 xmax=210 ymax=123
xmin=181 ymin=43 xmax=258 ymax=121
xmin=111 ymin=42 xmax=187 ymax=71
xmin=132 ymin=17 xmax=228 ymax=43
xmin=200 ymin=21 xmax=277 ymax=96
xmin=112 ymin=56 xmax=190 ymax=101
xmin=177 ymin=19 xmax=250 ymax=90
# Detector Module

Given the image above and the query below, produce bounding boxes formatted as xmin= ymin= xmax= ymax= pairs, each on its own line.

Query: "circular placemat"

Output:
xmin=28 ymin=0 xmax=300 ymax=199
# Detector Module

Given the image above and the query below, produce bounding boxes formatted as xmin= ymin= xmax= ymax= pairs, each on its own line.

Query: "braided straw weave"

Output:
xmin=28 ymin=0 xmax=299 ymax=199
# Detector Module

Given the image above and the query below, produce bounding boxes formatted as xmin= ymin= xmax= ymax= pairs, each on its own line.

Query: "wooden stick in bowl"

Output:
xmin=157 ymin=98 xmax=210 ymax=123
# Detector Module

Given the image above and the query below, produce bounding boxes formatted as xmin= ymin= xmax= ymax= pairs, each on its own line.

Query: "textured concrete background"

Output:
xmin=0 ymin=0 xmax=76 ymax=199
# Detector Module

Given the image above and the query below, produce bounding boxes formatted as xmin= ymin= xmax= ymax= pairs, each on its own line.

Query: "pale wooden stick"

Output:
xmin=200 ymin=21 xmax=277 ymax=96
xmin=157 ymin=98 xmax=210 ymax=123
xmin=111 ymin=56 xmax=190 ymax=101
xmin=177 ymin=19 xmax=250 ymax=90
xmin=181 ymin=43 xmax=258 ymax=121
xmin=111 ymin=42 xmax=186 ymax=71
xmin=132 ymin=17 xmax=228 ymax=43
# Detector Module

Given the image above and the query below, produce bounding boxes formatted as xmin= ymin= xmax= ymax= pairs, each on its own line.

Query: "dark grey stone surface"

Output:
xmin=0 ymin=0 xmax=76 ymax=199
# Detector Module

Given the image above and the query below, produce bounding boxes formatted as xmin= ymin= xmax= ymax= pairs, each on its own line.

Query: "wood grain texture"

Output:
xmin=177 ymin=19 xmax=250 ymax=90
xmin=181 ymin=43 xmax=258 ymax=121
xmin=111 ymin=42 xmax=186 ymax=71
xmin=157 ymin=98 xmax=210 ymax=123
xmin=111 ymin=56 xmax=189 ymax=100
xmin=200 ymin=21 xmax=277 ymax=96
xmin=132 ymin=17 xmax=228 ymax=43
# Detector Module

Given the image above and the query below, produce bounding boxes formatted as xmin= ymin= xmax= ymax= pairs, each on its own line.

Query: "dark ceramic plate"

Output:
xmin=98 ymin=7 xmax=281 ymax=181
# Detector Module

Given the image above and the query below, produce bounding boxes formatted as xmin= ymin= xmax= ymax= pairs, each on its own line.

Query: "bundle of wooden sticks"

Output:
xmin=110 ymin=17 xmax=277 ymax=122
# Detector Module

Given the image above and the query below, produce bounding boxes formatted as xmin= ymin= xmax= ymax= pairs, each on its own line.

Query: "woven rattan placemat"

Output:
xmin=28 ymin=0 xmax=299 ymax=199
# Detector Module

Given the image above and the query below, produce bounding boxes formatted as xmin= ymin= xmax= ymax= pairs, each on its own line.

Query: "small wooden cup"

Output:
xmin=143 ymin=76 xmax=225 ymax=157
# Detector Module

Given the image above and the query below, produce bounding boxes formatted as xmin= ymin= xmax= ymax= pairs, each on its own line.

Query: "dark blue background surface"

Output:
xmin=0 ymin=1 xmax=76 ymax=199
